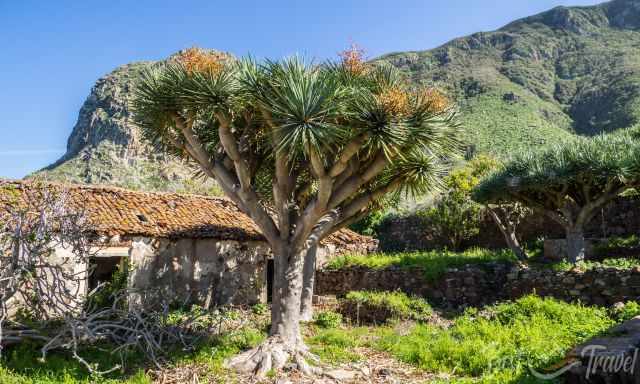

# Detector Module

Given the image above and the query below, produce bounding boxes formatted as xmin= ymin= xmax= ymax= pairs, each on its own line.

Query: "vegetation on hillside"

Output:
xmin=376 ymin=1 xmax=640 ymax=157
xmin=37 ymin=1 xmax=640 ymax=194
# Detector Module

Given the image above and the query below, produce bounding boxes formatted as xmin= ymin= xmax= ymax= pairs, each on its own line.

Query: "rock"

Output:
xmin=34 ymin=54 xmax=222 ymax=195
xmin=325 ymin=369 xmax=357 ymax=382
xmin=502 ymin=92 xmax=520 ymax=103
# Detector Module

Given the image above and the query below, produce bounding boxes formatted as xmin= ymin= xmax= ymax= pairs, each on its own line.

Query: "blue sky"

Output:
xmin=0 ymin=0 xmax=603 ymax=179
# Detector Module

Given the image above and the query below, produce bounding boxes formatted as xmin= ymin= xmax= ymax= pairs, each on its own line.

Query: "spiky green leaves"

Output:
xmin=132 ymin=47 xmax=463 ymax=212
xmin=383 ymin=149 xmax=447 ymax=197
xmin=473 ymin=132 xmax=640 ymax=204
xmin=246 ymin=58 xmax=348 ymax=158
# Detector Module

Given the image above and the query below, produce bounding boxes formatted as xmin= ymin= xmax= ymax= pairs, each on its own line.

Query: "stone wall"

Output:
xmin=126 ymin=237 xmax=354 ymax=309
xmin=316 ymin=263 xmax=640 ymax=308
xmin=128 ymin=237 xmax=271 ymax=308
xmin=7 ymin=244 xmax=89 ymax=317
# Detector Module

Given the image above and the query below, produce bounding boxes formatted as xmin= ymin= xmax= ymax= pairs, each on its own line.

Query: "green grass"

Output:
xmin=374 ymin=296 xmax=614 ymax=382
xmin=3 ymin=295 xmax=634 ymax=383
xmin=326 ymin=248 xmax=517 ymax=281
xmin=306 ymin=328 xmax=366 ymax=364
xmin=312 ymin=295 xmax=616 ymax=383
xmin=0 ymin=326 xmax=266 ymax=384
xmin=344 ymin=290 xmax=432 ymax=322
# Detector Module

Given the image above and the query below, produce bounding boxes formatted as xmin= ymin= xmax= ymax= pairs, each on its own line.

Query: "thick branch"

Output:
xmin=328 ymin=153 xmax=389 ymax=209
xmin=173 ymin=114 xmax=280 ymax=244
xmin=328 ymin=133 xmax=369 ymax=177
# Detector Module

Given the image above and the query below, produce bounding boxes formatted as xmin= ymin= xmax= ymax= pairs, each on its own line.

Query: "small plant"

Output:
xmin=314 ymin=311 xmax=343 ymax=329
xmin=251 ymin=303 xmax=268 ymax=315
xmin=87 ymin=259 xmax=129 ymax=310
xmin=611 ymin=301 xmax=640 ymax=322
xmin=343 ymin=290 xmax=432 ymax=323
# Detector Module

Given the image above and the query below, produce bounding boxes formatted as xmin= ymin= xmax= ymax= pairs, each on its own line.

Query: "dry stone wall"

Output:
xmin=316 ymin=263 xmax=640 ymax=308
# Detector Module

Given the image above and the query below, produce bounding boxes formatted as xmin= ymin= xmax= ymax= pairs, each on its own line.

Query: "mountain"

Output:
xmin=37 ymin=0 xmax=640 ymax=190
xmin=375 ymin=0 xmax=640 ymax=156
xmin=35 ymin=60 xmax=220 ymax=194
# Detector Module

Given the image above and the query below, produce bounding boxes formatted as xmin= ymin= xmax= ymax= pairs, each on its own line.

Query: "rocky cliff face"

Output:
xmin=36 ymin=61 xmax=219 ymax=194
xmin=38 ymin=0 xmax=640 ymax=191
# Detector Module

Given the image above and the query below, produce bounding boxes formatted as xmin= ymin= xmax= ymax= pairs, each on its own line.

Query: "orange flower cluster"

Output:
xmin=421 ymin=88 xmax=450 ymax=114
xmin=339 ymin=44 xmax=368 ymax=75
xmin=177 ymin=47 xmax=226 ymax=75
xmin=377 ymin=87 xmax=411 ymax=117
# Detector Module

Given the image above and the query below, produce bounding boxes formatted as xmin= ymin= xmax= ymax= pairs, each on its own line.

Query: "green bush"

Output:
xmin=314 ymin=311 xmax=343 ymax=328
xmin=251 ymin=303 xmax=268 ymax=315
xmin=344 ymin=290 xmax=432 ymax=322
xmin=611 ymin=301 xmax=640 ymax=322
xmin=417 ymin=155 xmax=500 ymax=250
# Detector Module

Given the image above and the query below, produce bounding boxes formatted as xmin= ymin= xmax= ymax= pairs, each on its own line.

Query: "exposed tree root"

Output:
xmin=225 ymin=336 xmax=321 ymax=378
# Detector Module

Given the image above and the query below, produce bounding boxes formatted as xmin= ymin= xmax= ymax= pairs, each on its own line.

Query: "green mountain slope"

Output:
xmin=38 ymin=0 xmax=640 ymax=191
xmin=375 ymin=0 xmax=640 ymax=157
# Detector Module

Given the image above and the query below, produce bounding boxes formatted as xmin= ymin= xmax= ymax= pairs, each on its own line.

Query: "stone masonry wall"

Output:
xmin=316 ymin=263 xmax=640 ymax=308
xmin=126 ymin=237 xmax=356 ymax=309
xmin=128 ymin=237 xmax=271 ymax=308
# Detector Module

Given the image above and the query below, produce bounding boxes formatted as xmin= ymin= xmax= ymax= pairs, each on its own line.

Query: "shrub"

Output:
xmin=251 ymin=303 xmax=268 ymax=315
xmin=611 ymin=301 xmax=640 ymax=322
xmin=314 ymin=311 xmax=343 ymax=328
xmin=417 ymin=154 xmax=500 ymax=250
xmin=342 ymin=290 xmax=432 ymax=323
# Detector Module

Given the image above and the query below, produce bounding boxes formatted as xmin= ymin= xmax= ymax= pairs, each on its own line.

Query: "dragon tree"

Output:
xmin=474 ymin=132 xmax=640 ymax=263
xmin=132 ymin=47 xmax=460 ymax=375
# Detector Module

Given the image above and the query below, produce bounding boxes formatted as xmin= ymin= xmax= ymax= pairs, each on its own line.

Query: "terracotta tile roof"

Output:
xmin=0 ymin=180 xmax=375 ymax=251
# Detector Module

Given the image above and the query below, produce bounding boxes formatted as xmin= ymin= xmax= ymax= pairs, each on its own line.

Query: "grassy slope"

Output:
xmin=375 ymin=0 xmax=640 ymax=157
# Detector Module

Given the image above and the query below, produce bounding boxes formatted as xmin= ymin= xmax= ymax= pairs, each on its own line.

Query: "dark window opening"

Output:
xmin=89 ymin=257 xmax=125 ymax=291
xmin=266 ymin=259 xmax=274 ymax=303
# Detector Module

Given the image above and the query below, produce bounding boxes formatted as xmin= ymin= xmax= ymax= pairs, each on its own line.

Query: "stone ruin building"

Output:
xmin=0 ymin=180 xmax=377 ymax=310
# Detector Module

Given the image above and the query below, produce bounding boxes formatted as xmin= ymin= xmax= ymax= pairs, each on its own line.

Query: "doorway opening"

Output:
xmin=89 ymin=256 xmax=126 ymax=291
xmin=266 ymin=258 xmax=274 ymax=303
